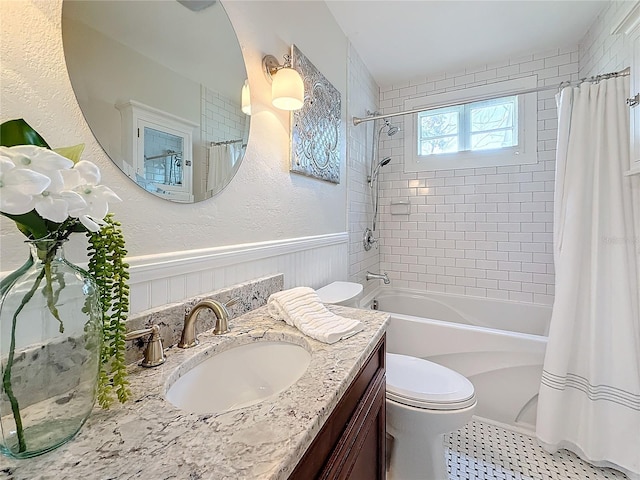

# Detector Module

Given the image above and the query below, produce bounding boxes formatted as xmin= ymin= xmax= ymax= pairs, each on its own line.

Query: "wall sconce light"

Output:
xmin=241 ymin=79 xmax=251 ymax=115
xmin=262 ymin=53 xmax=304 ymax=111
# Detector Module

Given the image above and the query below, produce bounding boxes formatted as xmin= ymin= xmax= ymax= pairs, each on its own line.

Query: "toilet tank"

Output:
xmin=315 ymin=282 xmax=363 ymax=308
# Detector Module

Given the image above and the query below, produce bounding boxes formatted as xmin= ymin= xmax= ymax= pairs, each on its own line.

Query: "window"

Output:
xmin=404 ymin=77 xmax=538 ymax=171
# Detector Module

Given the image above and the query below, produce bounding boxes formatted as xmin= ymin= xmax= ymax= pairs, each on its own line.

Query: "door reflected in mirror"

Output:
xmin=62 ymin=0 xmax=249 ymax=203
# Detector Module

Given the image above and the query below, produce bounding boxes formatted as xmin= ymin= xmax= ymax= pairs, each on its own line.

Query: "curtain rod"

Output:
xmin=144 ymin=150 xmax=182 ymax=161
xmin=353 ymin=67 xmax=631 ymax=126
xmin=210 ymin=139 xmax=244 ymax=146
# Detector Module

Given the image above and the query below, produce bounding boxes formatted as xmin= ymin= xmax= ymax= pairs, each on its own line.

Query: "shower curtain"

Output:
xmin=537 ymin=75 xmax=640 ymax=479
xmin=207 ymin=144 xmax=234 ymax=192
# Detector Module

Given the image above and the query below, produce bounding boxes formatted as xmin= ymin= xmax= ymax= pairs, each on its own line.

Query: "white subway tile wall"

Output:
xmin=201 ymin=85 xmax=246 ymax=144
xmin=375 ymin=47 xmax=582 ymax=305
xmin=347 ymin=43 xmax=382 ymax=299
xmin=579 ymin=0 xmax=635 ymax=78
xmin=201 ymin=85 xmax=247 ymax=195
xmin=143 ymin=128 xmax=184 ymax=185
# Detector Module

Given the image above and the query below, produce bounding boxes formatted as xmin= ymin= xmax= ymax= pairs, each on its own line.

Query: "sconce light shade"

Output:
xmin=271 ymin=67 xmax=304 ymax=111
xmin=263 ymin=53 xmax=305 ymax=111
xmin=241 ymin=79 xmax=251 ymax=115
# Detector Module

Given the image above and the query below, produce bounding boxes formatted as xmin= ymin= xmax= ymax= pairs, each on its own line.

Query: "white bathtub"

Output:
xmin=370 ymin=288 xmax=551 ymax=434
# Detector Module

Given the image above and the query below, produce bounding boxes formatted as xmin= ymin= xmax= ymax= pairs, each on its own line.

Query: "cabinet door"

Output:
xmin=289 ymin=336 xmax=386 ymax=480
xmin=318 ymin=350 xmax=386 ymax=480
xmin=328 ymin=374 xmax=386 ymax=480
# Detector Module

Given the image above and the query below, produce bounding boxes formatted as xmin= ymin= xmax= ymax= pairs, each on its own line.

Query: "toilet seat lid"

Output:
xmin=386 ymin=353 xmax=476 ymax=410
xmin=315 ymin=282 xmax=363 ymax=305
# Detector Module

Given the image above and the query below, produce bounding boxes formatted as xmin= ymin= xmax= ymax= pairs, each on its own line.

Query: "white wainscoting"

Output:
xmin=127 ymin=232 xmax=349 ymax=314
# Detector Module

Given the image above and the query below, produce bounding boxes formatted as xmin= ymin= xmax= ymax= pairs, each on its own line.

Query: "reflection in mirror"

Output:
xmin=62 ymin=0 xmax=249 ymax=203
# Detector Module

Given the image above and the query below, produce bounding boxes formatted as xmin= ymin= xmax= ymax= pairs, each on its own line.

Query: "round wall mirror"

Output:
xmin=62 ymin=0 xmax=250 ymax=203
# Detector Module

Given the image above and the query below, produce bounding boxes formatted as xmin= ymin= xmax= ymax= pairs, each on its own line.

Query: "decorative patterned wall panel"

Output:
xmin=290 ymin=44 xmax=341 ymax=184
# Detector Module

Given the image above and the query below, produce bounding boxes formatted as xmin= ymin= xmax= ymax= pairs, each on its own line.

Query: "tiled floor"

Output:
xmin=445 ymin=420 xmax=629 ymax=480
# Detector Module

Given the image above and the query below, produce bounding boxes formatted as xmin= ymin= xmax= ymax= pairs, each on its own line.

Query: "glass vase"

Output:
xmin=0 ymin=240 xmax=101 ymax=459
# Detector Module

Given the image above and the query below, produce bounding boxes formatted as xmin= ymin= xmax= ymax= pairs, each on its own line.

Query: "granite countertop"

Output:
xmin=2 ymin=305 xmax=389 ymax=480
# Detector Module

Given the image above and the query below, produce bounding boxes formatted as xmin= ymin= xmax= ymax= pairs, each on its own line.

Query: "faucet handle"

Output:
xmin=224 ymin=297 xmax=240 ymax=308
xmin=125 ymin=324 xmax=166 ymax=368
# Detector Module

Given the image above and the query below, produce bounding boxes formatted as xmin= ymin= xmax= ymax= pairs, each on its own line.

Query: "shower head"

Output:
xmin=369 ymin=156 xmax=392 ymax=184
xmin=383 ymin=118 xmax=399 ymax=136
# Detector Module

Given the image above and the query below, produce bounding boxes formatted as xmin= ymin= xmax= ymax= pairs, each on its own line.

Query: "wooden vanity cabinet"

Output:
xmin=289 ymin=335 xmax=386 ymax=480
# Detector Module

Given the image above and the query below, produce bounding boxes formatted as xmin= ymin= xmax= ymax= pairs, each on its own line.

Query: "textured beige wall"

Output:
xmin=0 ymin=0 xmax=349 ymax=270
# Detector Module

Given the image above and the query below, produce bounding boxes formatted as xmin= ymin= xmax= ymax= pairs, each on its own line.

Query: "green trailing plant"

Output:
xmin=87 ymin=215 xmax=131 ymax=407
xmin=0 ymin=119 xmax=130 ymax=411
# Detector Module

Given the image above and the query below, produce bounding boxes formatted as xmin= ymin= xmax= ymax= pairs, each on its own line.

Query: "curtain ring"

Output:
xmin=557 ymin=80 xmax=568 ymax=95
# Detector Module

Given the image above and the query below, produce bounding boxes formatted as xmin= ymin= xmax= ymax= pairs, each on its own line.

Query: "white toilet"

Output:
xmin=316 ymin=281 xmax=477 ymax=480
xmin=386 ymin=353 xmax=476 ymax=479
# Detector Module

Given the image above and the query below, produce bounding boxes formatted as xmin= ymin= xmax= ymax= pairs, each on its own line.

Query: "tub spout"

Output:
xmin=366 ymin=271 xmax=390 ymax=284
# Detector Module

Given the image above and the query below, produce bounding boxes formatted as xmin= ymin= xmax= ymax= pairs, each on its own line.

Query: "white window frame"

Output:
xmin=403 ymin=76 xmax=538 ymax=172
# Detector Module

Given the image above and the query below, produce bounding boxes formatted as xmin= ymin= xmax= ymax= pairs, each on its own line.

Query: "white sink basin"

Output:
xmin=166 ymin=341 xmax=311 ymax=414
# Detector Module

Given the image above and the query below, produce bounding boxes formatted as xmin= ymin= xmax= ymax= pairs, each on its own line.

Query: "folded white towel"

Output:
xmin=267 ymin=287 xmax=364 ymax=344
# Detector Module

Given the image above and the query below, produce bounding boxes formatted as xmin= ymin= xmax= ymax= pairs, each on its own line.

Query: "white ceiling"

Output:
xmin=326 ymin=0 xmax=609 ymax=88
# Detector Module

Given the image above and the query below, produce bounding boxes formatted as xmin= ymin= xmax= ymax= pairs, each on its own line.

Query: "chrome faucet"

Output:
xmin=178 ymin=299 xmax=230 ymax=348
xmin=366 ymin=271 xmax=390 ymax=284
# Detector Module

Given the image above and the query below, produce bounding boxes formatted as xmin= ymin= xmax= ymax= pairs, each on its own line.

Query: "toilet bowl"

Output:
xmin=386 ymin=353 xmax=476 ymax=480
xmin=316 ymin=282 xmax=477 ymax=480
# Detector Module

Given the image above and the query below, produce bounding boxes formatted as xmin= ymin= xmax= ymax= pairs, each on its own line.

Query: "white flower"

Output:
xmin=0 ymin=156 xmax=51 ymax=215
xmin=33 ymin=190 xmax=87 ymax=223
xmin=0 ymin=145 xmax=73 ymax=193
xmin=62 ymin=160 xmax=121 ymax=232
xmin=0 ymin=145 xmax=120 ymax=231
xmin=0 ymin=145 xmax=90 ymax=222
